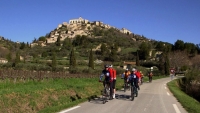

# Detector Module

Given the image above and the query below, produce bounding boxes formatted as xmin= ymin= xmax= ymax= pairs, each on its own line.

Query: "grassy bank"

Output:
xmin=167 ymin=79 xmax=200 ymax=113
xmin=0 ymin=78 xmax=101 ymax=113
xmin=0 ymin=77 xmax=124 ymax=113
xmin=0 ymin=75 xmax=167 ymax=113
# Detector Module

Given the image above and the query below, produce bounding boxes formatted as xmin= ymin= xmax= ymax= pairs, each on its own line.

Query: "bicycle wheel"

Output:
xmin=105 ymin=85 xmax=110 ymax=100
xmin=124 ymin=83 xmax=126 ymax=92
xmin=135 ymin=86 xmax=138 ymax=97
xmin=131 ymin=86 xmax=134 ymax=101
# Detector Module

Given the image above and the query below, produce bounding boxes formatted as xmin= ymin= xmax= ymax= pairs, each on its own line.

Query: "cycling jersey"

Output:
xmin=108 ymin=68 xmax=114 ymax=82
xmin=99 ymin=69 xmax=110 ymax=81
xmin=135 ymin=71 xmax=141 ymax=79
xmin=123 ymin=71 xmax=130 ymax=78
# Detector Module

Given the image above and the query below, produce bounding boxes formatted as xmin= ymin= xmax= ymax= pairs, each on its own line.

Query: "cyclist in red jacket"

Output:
xmin=109 ymin=65 xmax=116 ymax=99
xmin=135 ymin=68 xmax=141 ymax=90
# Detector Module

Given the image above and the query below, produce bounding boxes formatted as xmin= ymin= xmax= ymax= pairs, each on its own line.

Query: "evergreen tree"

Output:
xmin=109 ymin=44 xmax=118 ymax=62
xmin=6 ymin=52 xmax=12 ymax=62
xmin=158 ymin=53 xmax=165 ymax=74
xmin=55 ymin=35 xmax=61 ymax=46
xmin=100 ymin=43 xmax=106 ymax=56
xmin=139 ymin=42 xmax=151 ymax=60
xmin=136 ymin=50 xmax=140 ymax=66
xmin=69 ymin=47 xmax=76 ymax=67
xmin=164 ymin=53 xmax=170 ymax=75
xmin=88 ymin=49 xmax=94 ymax=69
xmin=20 ymin=42 xmax=26 ymax=49
xmin=52 ymin=52 xmax=57 ymax=71
xmin=15 ymin=52 xmax=20 ymax=64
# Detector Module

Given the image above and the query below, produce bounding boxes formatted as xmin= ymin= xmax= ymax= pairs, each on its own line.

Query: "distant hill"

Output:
xmin=30 ymin=17 xmax=151 ymax=47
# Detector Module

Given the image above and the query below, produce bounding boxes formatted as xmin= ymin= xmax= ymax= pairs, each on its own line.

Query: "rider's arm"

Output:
xmin=99 ymin=73 xmax=104 ymax=81
xmin=121 ymin=73 xmax=125 ymax=78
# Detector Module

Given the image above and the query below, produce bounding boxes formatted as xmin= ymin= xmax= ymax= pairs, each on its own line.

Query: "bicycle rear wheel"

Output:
xmin=131 ymin=86 xmax=134 ymax=101
xmin=124 ymin=83 xmax=126 ymax=92
xmin=135 ymin=86 xmax=138 ymax=97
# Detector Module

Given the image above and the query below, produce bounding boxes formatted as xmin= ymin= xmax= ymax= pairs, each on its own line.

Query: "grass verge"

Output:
xmin=0 ymin=75 xmax=167 ymax=113
xmin=167 ymin=79 xmax=200 ymax=113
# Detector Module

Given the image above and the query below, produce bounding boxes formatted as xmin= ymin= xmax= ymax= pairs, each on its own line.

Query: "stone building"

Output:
xmin=69 ymin=17 xmax=89 ymax=24
xmin=120 ymin=28 xmax=132 ymax=34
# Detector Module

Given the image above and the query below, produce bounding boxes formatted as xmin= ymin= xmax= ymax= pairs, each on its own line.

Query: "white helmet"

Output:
xmin=109 ymin=65 xmax=113 ymax=68
xmin=132 ymin=68 xmax=136 ymax=72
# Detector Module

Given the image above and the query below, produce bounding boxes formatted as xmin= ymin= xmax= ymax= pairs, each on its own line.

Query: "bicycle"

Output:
xmin=130 ymin=81 xmax=138 ymax=101
xmin=123 ymin=79 xmax=130 ymax=92
xmin=101 ymin=81 xmax=110 ymax=104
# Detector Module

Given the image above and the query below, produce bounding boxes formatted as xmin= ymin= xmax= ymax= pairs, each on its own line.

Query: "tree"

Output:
xmin=108 ymin=44 xmax=118 ymax=62
xmin=164 ymin=53 xmax=170 ymax=75
xmin=52 ymin=52 xmax=57 ymax=71
xmin=88 ymin=49 xmax=94 ymax=69
xmin=69 ymin=47 xmax=76 ymax=67
xmin=20 ymin=42 xmax=26 ymax=49
xmin=15 ymin=52 xmax=20 ymax=65
xmin=139 ymin=42 xmax=151 ymax=60
xmin=6 ymin=52 xmax=12 ymax=62
xmin=136 ymin=50 xmax=140 ymax=66
xmin=55 ymin=35 xmax=61 ymax=46
xmin=62 ymin=37 xmax=72 ymax=50
xmin=100 ymin=43 xmax=107 ymax=56
xmin=38 ymin=36 xmax=46 ymax=42
xmin=174 ymin=40 xmax=184 ymax=51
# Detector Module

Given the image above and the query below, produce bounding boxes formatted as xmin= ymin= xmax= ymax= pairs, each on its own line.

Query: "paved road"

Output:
xmin=59 ymin=77 xmax=188 ymax=113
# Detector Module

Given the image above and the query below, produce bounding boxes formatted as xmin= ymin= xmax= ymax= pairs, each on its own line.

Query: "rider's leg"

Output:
xmin=135 ymin=80 xmax=139 ymax=90
xmin=109 ymin=81 xmax=113 ymax=99
xmin=113 ymin=79 xmax=116 ymax=98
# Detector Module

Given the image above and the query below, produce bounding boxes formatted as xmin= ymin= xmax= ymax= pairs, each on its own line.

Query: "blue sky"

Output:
xmin=0 ymin=0 xmax=200 ymax=45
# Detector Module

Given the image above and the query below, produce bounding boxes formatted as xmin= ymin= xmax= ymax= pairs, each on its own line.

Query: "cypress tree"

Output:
xmin=15 ymin=52 xmax=20 ymax=65
xmin=164 ymin=53 xmax=170 ymax=75
xmin=88 ymin=49 xmax=94 ymax=69
xmin=69 ymin=47 xmax=76 ymax=67
xmin=136 ymin=50 xmax=140 ymax=66
xmin=52 ymin=52 xmax=57 ymax=71
xmin=6 ymin=52 xmax=12 ymax=62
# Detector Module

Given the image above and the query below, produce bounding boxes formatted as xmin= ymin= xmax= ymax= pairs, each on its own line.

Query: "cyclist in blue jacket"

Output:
xmin=127 ymin=68 xmax=139 ymax=90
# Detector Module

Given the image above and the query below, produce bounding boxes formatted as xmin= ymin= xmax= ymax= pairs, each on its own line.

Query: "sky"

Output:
xmin=0 ymin=0 xmax=200 ymax=45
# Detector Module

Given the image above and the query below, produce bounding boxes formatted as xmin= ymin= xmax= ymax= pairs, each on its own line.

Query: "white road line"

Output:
xmin=167 ymin=92 xmax=170 ymax=96
xmin=173 ymin=104 xmax=181 ymax=113
xmin=165 ymin=87 xmax=167 ymax=89
xmin=58 ymin=106 xmax=80 ymax=113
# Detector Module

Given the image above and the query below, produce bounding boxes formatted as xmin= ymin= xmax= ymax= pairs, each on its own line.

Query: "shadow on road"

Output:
xmin=115 ymin=94 xmax=133 ymax=101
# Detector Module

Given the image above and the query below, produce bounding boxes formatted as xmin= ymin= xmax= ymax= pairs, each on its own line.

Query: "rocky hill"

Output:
xmin=31 ymin=17 xmax=149 ymax=47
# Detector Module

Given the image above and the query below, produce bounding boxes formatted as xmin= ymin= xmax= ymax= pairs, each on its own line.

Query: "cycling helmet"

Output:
xmin=104 ymin=64 xmax=109 ymax=68
xmin=109 ymin=65 xmax=113 ymax=68
xmin=132 ymin=68 xmax=136 ymax=72
xmin=126 ymin=68 xmax=128 ymax=71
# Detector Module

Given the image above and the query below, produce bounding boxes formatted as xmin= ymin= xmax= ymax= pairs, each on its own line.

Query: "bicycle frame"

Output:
xmin=102 ymin=82 xmax=110 ymax=104
xmin=130 ymin=81 xmax=138 ymax=101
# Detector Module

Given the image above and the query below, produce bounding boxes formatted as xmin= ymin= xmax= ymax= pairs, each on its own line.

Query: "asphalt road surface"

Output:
xmin=59 ymin=77 xmax=188 ymax=113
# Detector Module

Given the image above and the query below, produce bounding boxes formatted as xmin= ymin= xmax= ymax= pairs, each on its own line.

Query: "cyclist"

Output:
xmin=140 ymin=71 xmax=144 ymax=84
xmin=135 ymin=68 xmax=141 ymax=90
xmin=148 ymin=71 xmax=153 ymax=82
xmin=99 ymin=64 xmax=114 ymax=100
xmin=121 ymin=68 xmax=131 ymax=90
xmin=127 ymin=68 xmax=139 ymax=90
xmin=109 ymin=65 xmax=117 ymax=99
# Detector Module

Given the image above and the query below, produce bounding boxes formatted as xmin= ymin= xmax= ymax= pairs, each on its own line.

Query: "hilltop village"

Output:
xmin=31 ymin=17 xmax=133 ymax=47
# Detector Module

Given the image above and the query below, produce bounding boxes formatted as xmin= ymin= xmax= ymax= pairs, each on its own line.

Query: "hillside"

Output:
xmin=0 ymin=17 xmax=200 ymax=73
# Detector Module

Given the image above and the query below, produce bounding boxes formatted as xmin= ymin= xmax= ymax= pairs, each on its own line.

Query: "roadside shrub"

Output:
xmin=178 ymin=68 xmax=200 ymax=102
